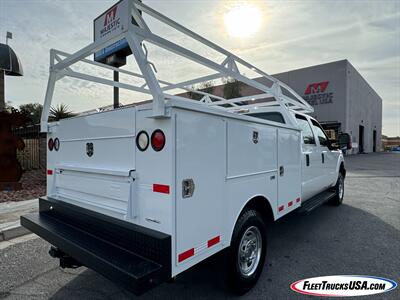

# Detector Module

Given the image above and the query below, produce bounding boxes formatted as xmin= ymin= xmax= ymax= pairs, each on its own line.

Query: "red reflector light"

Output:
xmin=47 ymin=170 xmax=53 ymax=175
xmin=178 ymin=248 xmax=194 ymax=262
xmin=151 ymin=129 xmax=165 ymax=152
xmin=153 ymin=184 xmax=170 ymax=194
xmin=48 ymin=138 xmax=54 ymax=151
xmin=207 ymin=236 xmax=220 ymax=248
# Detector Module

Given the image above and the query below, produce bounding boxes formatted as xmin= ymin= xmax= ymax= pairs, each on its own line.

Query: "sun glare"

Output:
xmin=224 ymin=4 xmax=262 ymax=38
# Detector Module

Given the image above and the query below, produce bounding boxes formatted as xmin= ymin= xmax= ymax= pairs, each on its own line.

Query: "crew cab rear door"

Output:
xmin=295 ymin=114 xmax=323 ymax=200
xmin=310 ymin=119 xmax=337 ymax=187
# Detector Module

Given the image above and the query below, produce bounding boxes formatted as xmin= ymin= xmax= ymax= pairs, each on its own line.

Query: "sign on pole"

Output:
xmin=93 ymin=0 xmax=135 ymax=66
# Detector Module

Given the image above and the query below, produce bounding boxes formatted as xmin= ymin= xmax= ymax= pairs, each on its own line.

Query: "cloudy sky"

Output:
xmin=0 ymin=0 xmax=399 ymax=135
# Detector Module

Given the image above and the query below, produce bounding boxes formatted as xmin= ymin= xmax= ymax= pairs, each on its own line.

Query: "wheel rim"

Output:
xmin=238 ymin=226 xmax=262 ymax=277
xmin=338 ymin=176 xmax=344 ymax=200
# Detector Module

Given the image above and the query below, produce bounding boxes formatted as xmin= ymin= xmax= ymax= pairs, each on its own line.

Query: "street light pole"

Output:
xmin=0 ymin=70 xmax=5 ymax=111
xmin=1 ymin=32 xmax=12 ymax=111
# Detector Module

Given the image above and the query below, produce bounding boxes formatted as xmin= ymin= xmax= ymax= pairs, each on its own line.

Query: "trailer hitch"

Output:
xmin=49 ymin=246 xmax=82 ymax=269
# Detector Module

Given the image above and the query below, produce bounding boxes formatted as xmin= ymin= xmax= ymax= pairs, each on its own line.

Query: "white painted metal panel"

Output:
xmin=53 ymin=108 xmax=136 ymax=172
xmin=225 ymin=172 xmax=278 ymax=238
xmin=134 ymin=108 xmax=174 ymax=235
xmin=54 ymin=169 xmax=132 ymax=219
xmin=56 ymin=108 xmax=135 ymax=139
xmin=277 ymin=129 xmax=302 ymax=215
xmin=227 ymin=121 xmax=277 ymax=178
xmin=175 ymin=110 xmax=225 ymax=265
xmin=300 ymin=144 xmax=321 ymax=200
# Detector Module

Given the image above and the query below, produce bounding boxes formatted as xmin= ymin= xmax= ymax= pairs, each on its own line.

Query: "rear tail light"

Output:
xmin=151 ymin=129 xmax=166 ymax=152
xmin=48 ymin=138 xmax=54 ymax=151
xmin=136 ymin=131 xmax=149 ymax=151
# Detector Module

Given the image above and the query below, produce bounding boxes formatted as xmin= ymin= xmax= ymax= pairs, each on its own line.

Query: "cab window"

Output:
xmin=295 ymin=115 xmax=315 ymax=145
xmin=311 ymin=119 xmax=329 ymax=147
xmin=247 ymin=112 xmax=286 ymax=124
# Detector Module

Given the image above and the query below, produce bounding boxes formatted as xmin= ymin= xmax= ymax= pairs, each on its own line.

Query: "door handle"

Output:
xmin=321 ymin=153 xmax=325 ymax=164
xmin=306 ymin=154 xmax=310 ymax=166
xmin=182 ymin=179 xmax=195 ymax=198
xmin=279 ymin=166 xmax=284 ymax=176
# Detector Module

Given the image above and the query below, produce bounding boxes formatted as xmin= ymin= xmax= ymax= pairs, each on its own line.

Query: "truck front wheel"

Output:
xmin=227 ymin=209 xmax=267 ymax=295
xmin=330 ymin=173 xmax=345 ymax=205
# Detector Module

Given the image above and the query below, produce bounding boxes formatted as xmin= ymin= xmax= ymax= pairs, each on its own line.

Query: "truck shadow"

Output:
xmin=49 ymin=203 xmax=400 ymax=300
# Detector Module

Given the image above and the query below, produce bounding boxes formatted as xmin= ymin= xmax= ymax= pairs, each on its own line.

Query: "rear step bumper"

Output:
xmin=20 ymin=197 xmax=171 ymax=295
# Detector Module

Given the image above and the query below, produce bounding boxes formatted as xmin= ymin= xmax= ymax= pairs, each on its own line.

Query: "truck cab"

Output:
xmin=244 ymin=108 xmax=346 ymax=204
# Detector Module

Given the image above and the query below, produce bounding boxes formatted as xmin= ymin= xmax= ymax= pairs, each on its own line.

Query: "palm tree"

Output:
xmin=49 ymin=103 xmax=75 ymax=121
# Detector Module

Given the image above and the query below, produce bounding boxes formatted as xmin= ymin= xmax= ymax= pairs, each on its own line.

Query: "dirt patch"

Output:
xmin=0 ymin=169 xmax=45 ymax=203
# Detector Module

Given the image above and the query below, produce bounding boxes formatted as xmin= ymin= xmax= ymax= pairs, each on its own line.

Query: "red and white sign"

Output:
xmin=94 ymin=0 xmax=130 ymax=43
xmin=303 ymin=81 xmax=333 ymax=105
xmin=304 ymin=81 xmax=329 ymax=95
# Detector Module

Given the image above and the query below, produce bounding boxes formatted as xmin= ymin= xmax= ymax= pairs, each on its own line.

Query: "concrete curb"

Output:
xmin=0 ymin=199 xmax=38 ymax=242
xmin=0 ymin=220 xmax=31 ymax=242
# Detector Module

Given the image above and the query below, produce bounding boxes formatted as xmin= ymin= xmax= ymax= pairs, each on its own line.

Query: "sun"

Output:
xmin=224 ymin=4 xmax=262 ymax=38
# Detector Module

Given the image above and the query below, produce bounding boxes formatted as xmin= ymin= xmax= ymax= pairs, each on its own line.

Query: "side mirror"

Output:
xmin=338 ymin=133 xmax=352 ymax=150
xmin=328 ymin=141 xmax=340 ymax=150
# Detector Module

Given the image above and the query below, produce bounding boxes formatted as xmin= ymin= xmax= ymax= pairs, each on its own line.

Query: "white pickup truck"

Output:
xmin=21 ymin=0 xmax=350 ymax=295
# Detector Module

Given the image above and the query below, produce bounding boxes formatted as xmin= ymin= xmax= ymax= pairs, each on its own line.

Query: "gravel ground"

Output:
xmin=0 ymin=153 xmax=399 ymax=299
xmin=0 ymin=170 xmax=45 ymax=203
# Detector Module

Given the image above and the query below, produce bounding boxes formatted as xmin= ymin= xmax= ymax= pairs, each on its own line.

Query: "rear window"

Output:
xmin=295 ymin=114 xmax=316 ymax=145
xmin=247 ymin=112 xmax=285 ymax=124
xmin=311 ymin=119 xmax=330 ymax=147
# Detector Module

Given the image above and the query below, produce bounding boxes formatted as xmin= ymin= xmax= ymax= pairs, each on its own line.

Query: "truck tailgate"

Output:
xmin=48 ymin=108 xmax=136 ymax=218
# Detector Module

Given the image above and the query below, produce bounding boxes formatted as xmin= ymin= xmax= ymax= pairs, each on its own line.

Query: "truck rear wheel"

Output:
xmin=330 ymin=173 xmax=345 ymax=206
xmin=227 ymin=209 xmax=266 ymax=295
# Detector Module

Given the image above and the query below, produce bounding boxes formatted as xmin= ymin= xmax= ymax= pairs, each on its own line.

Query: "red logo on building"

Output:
xmin=104 ymin=5 xmax=118 ymax=26
xmin=304 ymin=81 xmax=329 ymax=95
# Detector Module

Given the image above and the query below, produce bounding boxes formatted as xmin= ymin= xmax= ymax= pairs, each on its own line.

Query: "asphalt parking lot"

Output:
xmin=0 ymin=152 xmax=399 ymax=299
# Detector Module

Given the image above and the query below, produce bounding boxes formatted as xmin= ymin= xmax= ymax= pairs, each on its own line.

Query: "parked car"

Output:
xmin=391 ymin=146 xmax=400 ymax=152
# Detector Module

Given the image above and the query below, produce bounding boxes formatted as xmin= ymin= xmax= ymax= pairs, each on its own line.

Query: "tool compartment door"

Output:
xmin=277 ymin=128 xmax=302 ymax=215
xmin=175 ymin=110 xmax=225 ymax=265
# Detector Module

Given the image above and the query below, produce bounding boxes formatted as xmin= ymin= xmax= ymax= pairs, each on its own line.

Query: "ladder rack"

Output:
xmin=41 ymin=0 xmax=313 ymax=132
